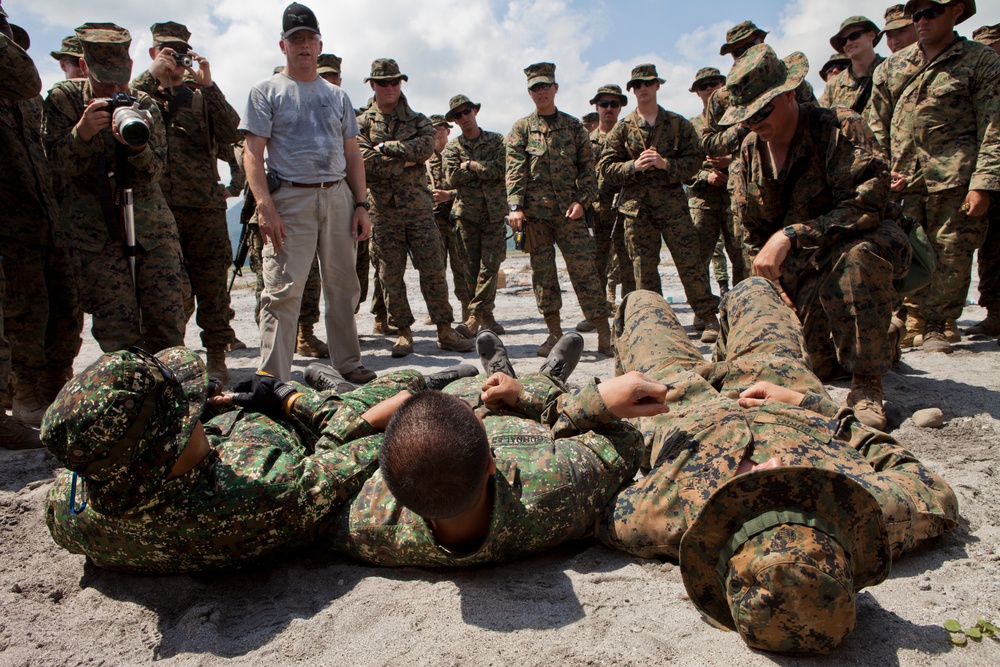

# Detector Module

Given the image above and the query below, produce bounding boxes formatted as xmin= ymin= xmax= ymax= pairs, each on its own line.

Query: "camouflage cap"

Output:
xmin=689 ymin=67 xmax=726 ymax=93
xmin=75 ymin=22 xmax=132 ymax=86
xmin=429 ymin=114 xmax=452 ymax=129
xmin=317 ymin=53 xmax=342 ymax=75
xmin=819 ymin=53 xmax=851 ymax=82
xmin=445 ymin=93 xmax=481 ymax=121
xmin=365 ymin=57 xmax=408 ymax=82
xmin=882 ymin=4 xmax=912 ymax=32
xmin=41 ymin=347 xmax=208 ymax=516
xmin=830 ymin=16 xmax=882 ymax=53
xmin=679 ymin=467 xmax=891 ymax=653
xmin=720 ymin=20 xmax=769 ymax=56
xmin=524 ymin=62 xmax=556 ymax=88
xmin=972 ymin=23 xmax=1000 ymax=45
xmin=589 ymin=83 xmax=627 ymax=106
xmin=903 ymin=0 xmax=976 ymax=25
xmin=718 ymin=44 xmax=808 ymax=126
xmin=10 ymin=23 xmax=28 ymax=51
xmin=273 ymin=65 xmax=285 ymax=75
xmin=150 ymin=21 xmax=191 ymax=49
xmin=50 ymin=35 xmax=83 ymax=61
xmin=626 ymin=63 xmax=664 ymax=91
xmin=582 ymin=111 xmax=599 ymax=123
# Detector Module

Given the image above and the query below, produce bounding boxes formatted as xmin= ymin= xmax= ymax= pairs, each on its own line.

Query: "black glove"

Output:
xmin=230 ymin=372 xmax=300 ymax=419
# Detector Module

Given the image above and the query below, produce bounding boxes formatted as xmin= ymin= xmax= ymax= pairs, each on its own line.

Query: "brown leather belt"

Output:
xmin=280 ymin=179 xmax=341 ymax=189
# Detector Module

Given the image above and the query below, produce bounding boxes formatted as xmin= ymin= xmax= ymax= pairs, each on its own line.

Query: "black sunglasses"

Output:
xmin=453 ymin=106 xmax=475 ymax=118
xmin=529 ymin=82 xmax=553 ymax=93
xmin=596 ymin=100 xmax=621 ymax=109
xmin=631 ymin=80 xmax=657 ymax=89
xmin=839 ymin=29 xmax=868 ymax=47
xmin=745 ymin=102 xmax=776 ymax=125
xmin=696 ymin=80 xmax=723 ymax=92
xmin=911 ymin=3 xmax=955 ymax=23
xmin=374 ymin=78 xmax=402 ymax=87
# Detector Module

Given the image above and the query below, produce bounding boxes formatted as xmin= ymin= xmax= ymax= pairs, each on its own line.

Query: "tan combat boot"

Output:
xmin=593 ymin=318 xmax=614 ymax=357
xmin=296 ymin=323 xmax=329 ymax=358
xmin=575 ymin=319 xmax=596 ymax=332
xmin=206 ymin=346 xmax=229 ymax=385
xmin=461 ymin=302 xmax=471 ymax=323
xmin=392 ymin=326 xmax=414 ymax=357
xmin=481 ymin=311 xmax=505 ymax=335
xmin=373 ymin=315 xmax=398 ymax=336
xmin=537 ymin=314 xmax=563 ymax=358
xmin=12 ymin=382 xmax=47 ymax=427
xmin=901 ymin=310 xmax=925 ymax=348
xmin=921 ymin=320 xmax=952 ymax=354
xmin=455 ymin=314 xmax=480 ymax=339
xmin=944 ymin=318 xmax=961 ymax=344
xmin=965 ymin=309 xmax=1000 ymax=337
xmin=700 ymin=313 xmax=720 ymax=344
xmin=847 ymin=373 xmax=887 ymax=431
xmin=437 ymin=323 xmax=476 ymax=353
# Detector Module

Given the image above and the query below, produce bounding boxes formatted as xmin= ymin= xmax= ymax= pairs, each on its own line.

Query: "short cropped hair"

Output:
xmin=379 ymin=390 xmax=492 ymax=520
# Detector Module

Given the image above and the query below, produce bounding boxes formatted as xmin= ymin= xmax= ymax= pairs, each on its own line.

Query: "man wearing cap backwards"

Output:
xmin=819 ymin=17 xmax=885 ymax=113
xmin=42 ymin=24 xmax=189 ymax=355
xmin=597 ymin=63 xmax=720 ymax=343
xmin=726 ymin=44 xmax=911 ymax=431
xmin=50 ymin=36 xmax=83 ymax=79
xmin=132 ymin=21 xmax=243 ymax=385
xmin=357 ymin=58 xmax=474 ymax=358
xmin=442 ymin=94 xmax=508 ymax=338
xmin=882 ymin=4 xmax=918 ymax=53
xmin=598 ymin=278 xmax=958 ymax=654
xmin=869 ymin=0 xmax=1000 ymax=354
xmin=240 ymin=3 xmax=377 ymax=384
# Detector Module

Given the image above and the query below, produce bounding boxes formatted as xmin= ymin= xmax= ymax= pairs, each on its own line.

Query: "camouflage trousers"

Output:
xmin=1 ymin=240 xmax=81 ymax=384
xmin=371 ymin=204 xmax=453 ymax=328
xmin=623 ymin=188 xmax=720 ymax=320
xmin=689 ymin=202 xmax=747 ymax=288
xmin=593 ymin=202 xmax=635 ymax=300
xmin=904 ymin=187 xmax=989 ymax=321
xmin=251 ymin=226 xmax=322 ymax=328
xmin=456 ymin=215 xmax=505 ymax=318
xmin=975 ymin=200 xmax=1000 ymax=311
xmin=599 ymin=279 xmax=958 ymax=562
xmin=527 ymin=215 xmax=609 ymax=321
xmin=73 ymin=238 xmax=190 ymax=354
xmin=436 ymin=212 xmax=471 ymax=309
xmin=174 ymin=206 xmax=236 ymax=349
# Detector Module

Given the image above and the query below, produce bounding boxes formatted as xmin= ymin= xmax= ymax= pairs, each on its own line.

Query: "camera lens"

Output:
xmin=114 ymin=110 xmax=151 ymax=147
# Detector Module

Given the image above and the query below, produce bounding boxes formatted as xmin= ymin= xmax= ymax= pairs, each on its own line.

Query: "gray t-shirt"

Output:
xmin=239 ymin=73 xmax=358 ymax=183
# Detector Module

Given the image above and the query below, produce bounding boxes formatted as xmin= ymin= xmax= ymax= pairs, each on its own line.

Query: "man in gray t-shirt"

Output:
xmin=239 ymin=2 xmax=376 ymax=384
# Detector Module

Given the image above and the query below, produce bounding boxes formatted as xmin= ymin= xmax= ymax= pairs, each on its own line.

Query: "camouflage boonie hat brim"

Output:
xmin=524 ymin=62 xmax=556 ymax=88
xmin=719 ymin=45 xmax=808 ymax=126
xmin=626 ymin=63 xmax=665 ymax=91
xmin=365 ymin=57 xmax=408 ymax=82
xmin=317 ymin=53 xmax=342 ymax=75
xmin=820 ymin=53 xmax=851 ymax=81
xmin=679 ymin=466 xmax=891 ymax=640
xmin=429 ymin=114 xmax=452 ymax=129
xmin=882 ymin=4 xmax=913 ymax=32
xmin=904 ymin=0 xmax=976 ymax=25
xmin=589 ymin=84 xmax=628 ymax=106
xmin=720 ymin=20 xmax=769 ymax=56
xmin=10 ymin=24 xmax=28 ymax=51
xmin=689 ymin=67 xmax=726 ymax=93
xmin=445 ymin=94 xmax=481 ymax=121
xmin=829 ymin=16 xmax=882 ymax=53
xmin=41 ymin=347 xmax=208 ymax=516
xmin=582 ymin=112 xmax=599 ymax=123
xmin=75 ymin=22 xmax=132 ymax=85
xmin=50 ymin=35 xmax=83 ymax=61
xmin=150 ymin=21 xmax=191 ymax=49
xmin=972 ymin=23 xmax=1000 ymax=45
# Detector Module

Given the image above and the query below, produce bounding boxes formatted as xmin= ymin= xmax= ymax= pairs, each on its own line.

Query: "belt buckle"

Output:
xmin=319 ymin=182 xmax=329 ymax=189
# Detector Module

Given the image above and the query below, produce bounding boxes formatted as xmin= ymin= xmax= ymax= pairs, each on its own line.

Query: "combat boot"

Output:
xmin=700 ymin=313 xmax=720 ymax=344
xmin=476 ymin=330 xmax=516 ymax=377
xmin=536 ymin=314 xmax=563 ymax=358
xmin=455 ymin=314 xmax=480 ymax=339
xmin=12 ymin=383 xmax=47 ymax=427
xmin=575 ymin=320 xmax=596 ymax=332
xmin=437 ymin=323 xmax=475 ymax=353
xmin=461 ymin=302 xmax=471 ymax=323
xmin=296 ymin=323 xmax=329 ymax=358
xmin=0 ymin=414 xmax=41 ymax=450
xmin=593 ymin=318 xmax=614 ymax=357
xmin=965 ymin=309 xmax=1000 ymax=337
xmin=847 ymin=373 xmax=887 ymax=431
xmin=304 ymin=363 xmax=358 ymax=394
xmin=373 ymin=315 xmax=398 ymax=337
xmin=921 ymin=320 xmax=951 ymax=354
xmin=481 ymin=311 xmax=505 ymax=335
xmin=901 ymin=311 xmax=925 ymax=348
xmin=539 ymin=331 xmax=584 ymax=383
xmin=944 ymin=318 xmax=961 ymax=344
xmin=888 ymin=316 xmax=905 ymax=365
xmin=692 ymin=314 xmax=706 ymax=331
xmin=206 ymin=346 xmax=230 ymax=385
xmin=227 ymin=336 xmax=248 ymax=352
xmin=392 ymin=326 xmax=414 ymax=357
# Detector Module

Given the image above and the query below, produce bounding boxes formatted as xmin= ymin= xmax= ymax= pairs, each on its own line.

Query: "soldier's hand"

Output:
xmin=353 ymin=206 xmax=371 ymax=241
xmin=565 ymin=202 xmax=584 ymax=219
xmin=737 ymin=381 xmax=805 ymax=409
xmin=890 ymin=172 xmax=907 ymax=193
xmin=752 ymin=230 xmax=791 ymax=282
xmin=229 ymin=372 xmax=303 ymax=419
xmin=361 ymin=390 xmax=411 ymax=430
xmin=507 ymin=210 xmax=525 ymax=232
xmin=149 ymin=46 xmax=179 ymax=79
xmin=188 ymin=51 xmax=212 ymax=87
xmin=597 ymin=371 xmax=671 ymax=418
xmin=707 ymin=155 xmax=732 ymax=170
xmin=707 ymin=170 xmax=727 ymax=187
xmin=480 ymin=372 xmax=523 ymax=409
xmin=77 ymin=99 xmax=112 ymax=143
xmin=963 ymin=190 xmax=991 ymax=218
xmin=432 ymin=188 xmax=452 ymax=204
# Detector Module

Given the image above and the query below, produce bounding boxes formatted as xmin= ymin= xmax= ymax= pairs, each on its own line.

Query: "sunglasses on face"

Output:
xmin=453 ymin=106 xmax=475 ymax=118
xmin=745 ymin=102 xmax=776 ymax=125
xmin=696 ymin=80 xmax=723 ymax=92
xmin=374 ymin=78 xmax=402 ymax=88
xmin=529 ymin=82 xmax=553 ymax=93
xmin=825 ymin=65 xmax=847 ymax=78
xmin=839 ymin=29 xmax=868 ymax=47
xmin=596 ymin=100 xmax=621 ymax=109
xmin=631 ymin=80 xmax=657 ymax=89
xmin=912 ymin=3 xmax=956 ymax=23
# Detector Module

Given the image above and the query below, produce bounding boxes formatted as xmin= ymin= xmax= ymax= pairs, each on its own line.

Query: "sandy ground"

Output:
xmin=2 ymin=248 xmax=999 ymax=666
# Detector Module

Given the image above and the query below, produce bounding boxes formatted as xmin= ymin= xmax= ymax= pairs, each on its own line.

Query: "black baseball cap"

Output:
xmin=282 ymin=3 xmax=320 ymax=39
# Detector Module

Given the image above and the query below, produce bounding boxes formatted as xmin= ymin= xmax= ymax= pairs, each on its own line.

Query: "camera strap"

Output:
xmin=96 ymin=149 xmax=122 ymax=243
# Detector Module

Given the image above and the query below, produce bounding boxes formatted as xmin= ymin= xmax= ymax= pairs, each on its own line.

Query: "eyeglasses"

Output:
xmin=731 ymin=38 xmax=763 ymax=59
xmin=285 ymin=32 xmax=320 ymax=45
xmin=529 ymin=82 xmax=553 ymax=93
xmin=453 ymin=106 xmax=475 ymax=118
xmin=596 ymin=100 xmax=621 ymax=109
xmin=912 ymin=3 xmax=957 ymax=23
xmin=745 ymin=102 xmax=776 ymax=125
xmin=826 ymin=65 xmax=847 ymax=76
xmin=696 ymin=80 xmax=723 ymax=92
xmin=839 ymin=29 xmax=868 ymax=47
xmin=374 ymin=78 xmax=402 ymax=88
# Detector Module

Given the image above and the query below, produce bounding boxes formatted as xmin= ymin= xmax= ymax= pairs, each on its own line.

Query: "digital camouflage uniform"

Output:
xmin=590 ymin=123 xmax=635 ymax=300
xmin=971 ymin=25 xmax=1000 ymax=324
xmin=443 ymin=124 xmax=508 ymax=320
xmin=427 ymin=143 xmax=470 ymax=310
xmin=329 ymin=372 xmax=643 ymax=566
xmin=597 ymin=106 xmax=719 ymax=319
xmin=42 ymin=24 xmax=189 ymax=354
xmin=598 ymin=279 xmax=958 ymax=651
xmin=868 ymin=34 xmax=1000 ymax=324
xmin=817 ymin=55 xmax=885 ymax=113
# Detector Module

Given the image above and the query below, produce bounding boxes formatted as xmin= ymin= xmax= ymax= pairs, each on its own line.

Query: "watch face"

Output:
xmin=510 ymin=205 xmax=519 ymax=211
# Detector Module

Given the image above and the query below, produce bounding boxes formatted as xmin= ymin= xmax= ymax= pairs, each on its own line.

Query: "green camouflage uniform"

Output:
xmin=868 ymin=37 xmax=1000 ymax=322
xmin=597 ymin=107 xmax=719 ymax=319
xmin=590 ymin=126 xmax=635 ymax=299
xmin=358 ymin=97 xmax=454 ymax=327
xmin=427 ymin=149 xmax=470 ymax=308
xmin=817 ymin=55 xmax=885 ymax=113
xmin=699 ymin=80 xmax=816 ymax=158
xmin=443 ymin=128 xmax=508 ymax=318
xmin=506 ymin=110 xmax=608 ymax=320
xmin=328 ymin=373 xmax=643 ymax=566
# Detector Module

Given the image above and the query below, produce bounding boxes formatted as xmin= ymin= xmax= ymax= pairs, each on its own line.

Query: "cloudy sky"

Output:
xmin=10 ymin=0 xmax=1000 ymax=136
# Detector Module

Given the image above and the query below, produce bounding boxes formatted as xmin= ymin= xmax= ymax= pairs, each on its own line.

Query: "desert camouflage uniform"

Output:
xmin=590 ymin=125 xmax=635 ymax=300
xmin=817 ymin=54 xmax=885 ymax=113
xmin=443 ymin=128 xmax=507 ymax=319
xmin=699 ymin=80 xmax=815 ymax=158
xmin=868 ymin=37 xmax=1000 ymax=322
xmin=731 ymin=105 xmax=910 ymax=376
xmin=329 ymin=373 xmax=643 ymax=566
xmin=46 ymin=370 xmax=424 ymax=573
xmin=132 ymin=69 xmax=242 ymax=349
xmin=427 ymin=149 xmax=470 ymax=309
xmin=597 ymin=107 xmax=719 ymax=319
xmin=506 ymin=111 xmax=608 ymax=320
xmin=43 ymin=79 xmax=189 ymax=353
xmin=358 ymin=98 xmax=454 ymax=327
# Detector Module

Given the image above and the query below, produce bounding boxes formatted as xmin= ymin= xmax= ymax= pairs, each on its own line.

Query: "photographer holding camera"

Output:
xmin=132 ymin=21 xmax=242 ymax=384
xmin=42 ymin=22 xmax=189 ymax=356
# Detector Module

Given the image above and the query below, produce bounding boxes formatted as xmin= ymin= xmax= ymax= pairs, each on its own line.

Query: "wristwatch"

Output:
xmin=509 ymin=205 xmax=522 ymax=212
xmin=782 ymin=226 xmax=796 ymax=245
xmin=354 ymin=201 xmax=370 ymax=210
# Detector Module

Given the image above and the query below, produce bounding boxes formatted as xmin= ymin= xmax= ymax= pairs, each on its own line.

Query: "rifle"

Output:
xmin=229 ymin=172 xmax=280 ymax=294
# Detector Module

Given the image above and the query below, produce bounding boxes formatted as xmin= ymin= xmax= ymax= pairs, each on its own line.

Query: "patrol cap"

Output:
xmin=679 ymin=467 xmax=891 ymax=654
xmin=365 ymin=57 xmax=408 ymax=82
xmin=819 ymin=53 xmax=850 ymax=82
xmin=589 ymin=83 xmax=627 ymax=106
xmin=50 ymin=35 xmax=83 ymax=61
xmin=829 ymin=16 xmax=882 ymax=53
xmin=150 ymin=21 xmax=191 ymax=49
xmin=626 ymin=63 xmax=664 ymax=91
xmin=882 ymin=4 xmax=912 ymax=32
xmin=524 ymin=62 xmax=555 ymax=88
xmin=41 ymin=347 xmax=208 ymax=517
xmin=972 ymin=23 xmax=1000 ymax=45
xmin=689 ymin=67 xmax=725 ymax=93
xmin=282 ymin=2 xmax=320 ymax=38
xmin=75 ymin=22 xmax=133 ymax=86
xmin=720 ymin=20 xmax=769 ymax=56
xmin=445 ymin=94 xmax=481 ymax=121
xmin=317 ymin=53 xmax=341 ymax=75
xmin=718 ymin=44 xmax=807 ymax=126
xmin=903 ymin=0 xmax=975 ymax=25
xmin=429 ymin=114 xmax=452 ymax=130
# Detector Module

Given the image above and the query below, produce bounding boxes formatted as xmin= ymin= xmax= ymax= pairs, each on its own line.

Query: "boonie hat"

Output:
xmin=626 ymin=63 xmax=664 ymax=91
xmin=589 ymin=83 xmax=627 ymax=106
xmin=445 ymin=94 xmax=481 ymax=121
xmin=829 ymin=16 xmax=882 ymax=53
xmin=720 ymin=20 xmax=769 ymax=56
xmin=972 ymin=23 xmax=999 ymax=45
xmin=365 ymin=57 xmax=408 ymax=82
xmin=719 ymin=44 xmax=807 ymax=126
xmin=819 ymin=53 xmax=850 ymax=82
xmin=317 ymin=53 xmax=341 ymax=75
xmin=903 ymin=0 xmax=976 ymax=25
xmin=689 ymin=67 xmax=726 ymax=93
xmin=882 ymin=4 xmax=913 ymax=32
